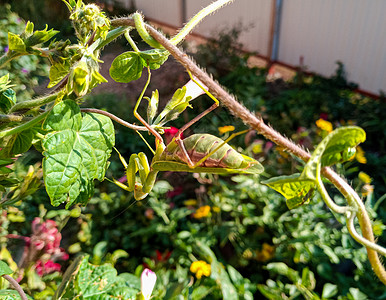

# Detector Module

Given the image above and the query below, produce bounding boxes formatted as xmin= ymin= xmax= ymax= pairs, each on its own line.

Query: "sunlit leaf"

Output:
xmin=301 ymin=126 xmax=366 ymax=181
xmin=140 ymin=49 xmax=169 ymax=70
xmin=262 ymin=174 xmax=315 ymax=209
xmin=109 ymin=51 xmax=144 ymax=83
xmin=0 ymin=260 xmax=13 ymax=276
xmin=146 ymin=89 xmax=159 ymax=124
xmin=0 ymin=88 xmax=16 ymax=114
xmin=153 ymin=86 xmax=192 ymax=126
xmin=48 ymin=62 xmax=70 ymax=88
xmin=42 ymin=100 xmax=115 ymax=207
xmin=8 ymin=32 xmax=26 ymax=53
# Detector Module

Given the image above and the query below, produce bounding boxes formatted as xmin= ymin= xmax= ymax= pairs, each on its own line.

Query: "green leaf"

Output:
xmin=0 ymin=260 xmax=13 ymax=276
xmin=153 ymin=86 xmax=192 ymax=126
xmin=266 ymin=262 xmax=299 ymax=283
xmin=0 ymin=290 xmax=33 ymax=300
xmin=164 ymin=282 xmax=186 ymax=299
xmin=8 ymin=32 xmax=26 ymax=53
xmin=42 ymin=100 xmax=115 ymax=207
xmin=301 ymin=126 xmax=366 ymax=181
xmin=211 ymin=261 xmax=238 ymax=300
xmin=109 ymin=51 xmax=144 ymax=83
xmin=321 ymin=283 xmax=338 ymax=299
xmin=24 ymin=25 xmax=59 ymax=48
xmin=0 ymin=89 xmax=16 ymax=114
xmin=140 ymin=49 xmax=169 ymax=70
xmin=262 ymin=174 xmax=315 ymax=209
xmin=301 ymin=267 xmax=315 ymax=290
xmin=48 ymin=62 xmax=70 ymax=88
xmin=75 ymin=256 xmax=139 ymax=299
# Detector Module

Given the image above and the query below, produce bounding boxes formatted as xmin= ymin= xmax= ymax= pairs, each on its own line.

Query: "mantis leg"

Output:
xmin=174 ymin=70 xmax=219 ymax=138
xmin=126 ymin=152 xmax=158 ymax=200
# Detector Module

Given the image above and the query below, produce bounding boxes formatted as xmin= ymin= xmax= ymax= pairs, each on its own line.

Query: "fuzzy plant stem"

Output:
xmin=9 ymin=92 xmax=59 ymax=114
xmin=111 ymin=17 xmax=386 ymax=284
xmin=2 ymin=274 xmax=28 ymax=300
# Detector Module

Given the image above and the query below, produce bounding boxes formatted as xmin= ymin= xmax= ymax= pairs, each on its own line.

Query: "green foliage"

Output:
xmin=0 ymin=5 xmax=50 ymax=99
xmin=42 ymin=100 xmax=115 ymax=207
xmin=109 ymin=49 xmax=169 ymax=83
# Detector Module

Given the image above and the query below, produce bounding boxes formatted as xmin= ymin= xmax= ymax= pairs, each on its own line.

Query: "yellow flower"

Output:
xmin=193 ymin=205 xmax=211 ymax=219
xmin=183 ymin=199 xmax=197 ymax=206
xmin=356 ymin=146 xmax=367 ymax=164
xmin=190 ymin=260 xmax=211 ymax=279
xmin=316 ymin=118 xmax=333 ymax=132
xmin=218 ymin=125 xmax=235 ymax=135
xmin=255 ymin=243 xmax=275 ymax=262
xmin=212 ymin=206 xmax=221 ymax=213
xmin=358 ymin=172 xmax=372 ymax=184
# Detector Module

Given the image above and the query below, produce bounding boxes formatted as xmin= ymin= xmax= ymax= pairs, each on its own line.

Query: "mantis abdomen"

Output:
xmin=162 ymin=134 xmax=248 ymax=169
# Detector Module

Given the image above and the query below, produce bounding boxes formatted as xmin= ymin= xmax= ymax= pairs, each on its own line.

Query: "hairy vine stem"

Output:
xmin=110 ymin=16 xmax=386 ymax=284
xmin=2 ymin=274 xmax=28 ymax=300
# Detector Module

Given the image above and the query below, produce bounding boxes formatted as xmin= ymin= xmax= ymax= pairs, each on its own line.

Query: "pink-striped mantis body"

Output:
xmin=113 ymin=69 xmax=264 ymax=200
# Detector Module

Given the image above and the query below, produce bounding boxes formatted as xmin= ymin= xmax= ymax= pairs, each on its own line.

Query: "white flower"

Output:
xmin=183 ymin=76 xmax=208 ymax=101
xmin=141 ymin=268 xmax=157 ymax=300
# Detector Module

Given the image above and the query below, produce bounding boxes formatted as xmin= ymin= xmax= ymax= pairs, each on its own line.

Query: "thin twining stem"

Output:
xmin=110 ymin=17 xmax=386 ymax=284
xmin=3 ymin=275 xmax=28 ymax=300
xmin=80 ymin=108 xmax=149 ymax=131
xmin=346 ymin=211 xmax=386 ymax=257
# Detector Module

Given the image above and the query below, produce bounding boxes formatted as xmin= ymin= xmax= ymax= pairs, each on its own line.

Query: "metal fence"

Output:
xmin=116 ymin=0 xmax=386 ymax=95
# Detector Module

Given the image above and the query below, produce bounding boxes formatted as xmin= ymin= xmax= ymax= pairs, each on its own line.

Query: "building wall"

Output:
xmin=279 ymin=0 xmax=386 ymax=95
xmin=127 ymin=0 xmax=385 ymax=95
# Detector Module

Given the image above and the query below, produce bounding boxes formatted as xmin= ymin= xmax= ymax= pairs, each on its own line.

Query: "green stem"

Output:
xmin=373 ymin=193 xmax=386 ymax=212
xmin=171 ymin=0 xmax=234 ymax=45
xmin=133 ymin=13 xmax=163 ymax=49
xmin=0 ymin=111 xmax=49 ymax=139
xmin=124 ymin=30 xmax=140 ymax=52
xmin=0 ymin=114 xmax=32 ymax=123
xmin=9 ymin=92 xmax=59 ymax=113
xmin=95 ymin=26 xmax=128 ymax=51
xmin=315 ymin=169 xmax=354 ymax=214
xmin=0 ymin=52 xmax=21 ymax=68
xmin=346 ymin=211 xmax=386 ymax=256
xmin=2 ymin=275 xmax=28 ymax=300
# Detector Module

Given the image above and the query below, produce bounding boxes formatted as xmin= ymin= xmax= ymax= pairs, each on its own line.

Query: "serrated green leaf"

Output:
xmin=0 ymin=260 xmax=13 ymax=276
xmin=73 ymin=256 xmax=140 ymax=299
xmin=42 ymin=100 xmax=114 ymax=207
xmin=0 ymin=290 xmax=33 ymax=300
xmin=8 ymin=32 xmax=26 ymax=53
xmin=0 ymin=89 xmax=16 ymax=114
xmin=146 ymin=90 xmax=159 ymax=124
xmin=109 ymin=51 xmax=144 ymax=83
xmin=262 ymin=174 xmax=315 ymax=209
xmin=301 ymin=126 xmax=366 ymax=181
xmin=48 ymin=62 xmax=70 ymax=88
xmin=0 ymin=129 xmax=34 ymax=157
xmin=140 ymin=49 xmax=169 ymax=70
xmin=25 ymin=25 xmax=59 ymax=47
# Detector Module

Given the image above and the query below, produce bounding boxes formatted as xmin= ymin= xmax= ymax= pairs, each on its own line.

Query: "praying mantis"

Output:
xmin=113 ymin=68 xmax=264 ymax=200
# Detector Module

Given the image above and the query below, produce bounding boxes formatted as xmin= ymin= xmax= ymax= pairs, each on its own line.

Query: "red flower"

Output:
xmin=164 ymin=127 xmax=183 ymax=144
xmin=166 ymin=186 xmax=183 ymax=198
